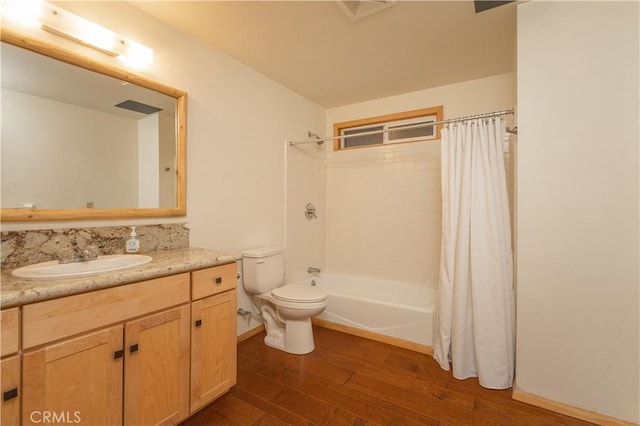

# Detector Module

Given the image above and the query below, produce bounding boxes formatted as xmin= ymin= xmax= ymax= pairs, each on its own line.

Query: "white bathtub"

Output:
xmin=301 ymin=274 xmax=436 ymax=349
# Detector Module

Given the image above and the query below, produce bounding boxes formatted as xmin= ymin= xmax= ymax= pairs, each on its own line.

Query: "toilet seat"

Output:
xmin=271 ymin=284 xmax=327 ymax=303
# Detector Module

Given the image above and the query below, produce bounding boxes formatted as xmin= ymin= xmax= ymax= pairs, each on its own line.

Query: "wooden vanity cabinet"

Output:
xmin=21 ymin=306 xmax=191 ymax=426
xmin=190 ymin=263 xmax=237 ymax=413
xmin=15 ymin=261 xmax=238 ymax=425
xmin=1 ymin=307 xmax=21 ymax=426
xmin=21 ymin=273 xmax=191 ymax=426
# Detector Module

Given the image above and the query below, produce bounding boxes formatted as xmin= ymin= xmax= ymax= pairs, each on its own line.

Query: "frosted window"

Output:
xmin=342 ymin=126 xmax=384 ymax=148
xmin=387 ymin=122 xmax=434 ymax=141
xmin=334 ymin=105 xmax=442 ymax=151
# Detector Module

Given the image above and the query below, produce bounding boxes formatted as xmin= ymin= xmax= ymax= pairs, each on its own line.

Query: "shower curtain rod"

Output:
xmin=288 ymin=108 xmax=515 ymax=146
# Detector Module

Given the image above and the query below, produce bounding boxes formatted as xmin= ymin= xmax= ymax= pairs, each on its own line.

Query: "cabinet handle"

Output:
xmin=114 ymin=349 xmax=124 ymax=359
xmin=215 ymin=277 xmax=223 ymax=285
xmin=129 ymin=344 xmax=139 ymax=353
xmin=3 ymin=388 xmax=18 ymax=402
xmin=195 ymin=319 xmax=202 ymax=328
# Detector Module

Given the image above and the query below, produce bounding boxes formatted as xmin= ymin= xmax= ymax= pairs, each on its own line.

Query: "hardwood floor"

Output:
xmin=181 ymin=326 xmax=594 ymax=425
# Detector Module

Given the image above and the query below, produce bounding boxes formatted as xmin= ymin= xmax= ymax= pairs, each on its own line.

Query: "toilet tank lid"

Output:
xmin=243 ymin=246 xmax=285 ymax=258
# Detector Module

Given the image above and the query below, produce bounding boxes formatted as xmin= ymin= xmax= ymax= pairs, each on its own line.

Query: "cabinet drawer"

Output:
xmin=191 ymin=263 xmax=237 ymax=300
xmin=1 ymin=308 xmax=20 ymax=357
xmin=22 ymin=273 xmax=190 ymax=349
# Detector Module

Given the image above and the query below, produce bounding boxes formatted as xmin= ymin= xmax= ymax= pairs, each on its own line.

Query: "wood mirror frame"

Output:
xmin=1 ymin=29 xmax=187 ymax=222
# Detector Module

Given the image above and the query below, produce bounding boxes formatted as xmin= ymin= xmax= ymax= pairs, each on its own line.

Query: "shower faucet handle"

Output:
xmin=307 ymin=267 xmax=321 ymax=274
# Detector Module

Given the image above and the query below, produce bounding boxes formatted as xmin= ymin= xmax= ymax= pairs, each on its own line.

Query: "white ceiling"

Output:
xmin=131 ymin=1 xmax=517 ymax=108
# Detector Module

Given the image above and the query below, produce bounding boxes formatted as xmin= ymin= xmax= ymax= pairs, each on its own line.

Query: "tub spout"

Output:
xmin=307 ymin=267 xmax=321 ymax=274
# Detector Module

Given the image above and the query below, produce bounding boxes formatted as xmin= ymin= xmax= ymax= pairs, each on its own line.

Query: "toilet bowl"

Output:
xmin=242 ymin=247 xmax=327 ymax=354
xmin=257 ymin=284 xmax=328 ymax=354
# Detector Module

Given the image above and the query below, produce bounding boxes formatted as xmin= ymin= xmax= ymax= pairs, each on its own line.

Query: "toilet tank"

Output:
xmin=242 ymin=246 xmax=285 ymax=294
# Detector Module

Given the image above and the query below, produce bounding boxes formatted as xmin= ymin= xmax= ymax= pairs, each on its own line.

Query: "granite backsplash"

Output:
xmin=1 ymin=223 xmax=189 ymax=270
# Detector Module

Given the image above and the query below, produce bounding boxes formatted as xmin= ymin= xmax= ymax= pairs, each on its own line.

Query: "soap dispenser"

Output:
xmin=125 ymin=226 xmax=140 ymax=254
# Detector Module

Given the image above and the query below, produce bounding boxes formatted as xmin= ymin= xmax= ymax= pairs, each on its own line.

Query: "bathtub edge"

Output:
xmin=312 ymin=317 xmax=433 ymax=356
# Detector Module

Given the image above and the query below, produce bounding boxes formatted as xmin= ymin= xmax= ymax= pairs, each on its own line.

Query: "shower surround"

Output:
xmin=326 ymin=142 xmax=442 ymax=287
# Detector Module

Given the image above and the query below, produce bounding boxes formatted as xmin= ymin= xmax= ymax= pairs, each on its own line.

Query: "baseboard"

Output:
xmin=512 ymin=388 xmax=637 ymax=426
xmin=237 ymin=324 xmax=265 ymax=343
xmin=311 ymin=317 xmax=433 ymax=355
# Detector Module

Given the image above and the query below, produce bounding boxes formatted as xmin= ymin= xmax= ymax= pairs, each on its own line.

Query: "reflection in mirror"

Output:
xmin=0 ymin=30 xmax=187 ymax=221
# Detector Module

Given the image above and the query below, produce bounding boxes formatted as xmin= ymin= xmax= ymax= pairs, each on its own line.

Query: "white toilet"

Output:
xmin=242 ymin=246 xmax=327 ymax=354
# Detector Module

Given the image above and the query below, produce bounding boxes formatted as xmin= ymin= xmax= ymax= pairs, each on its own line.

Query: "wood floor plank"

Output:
xmin=271 ymin=386 xmax=336 ymax=425
xmin=344 ymin=370 xmax=498 ymax=425
xmin=471 ymin=398 xmax=564 ymax=426
xmin=238 ymin=348 xmax=435 ymax=426
xmin=311 ymin=338 xmax=477 ymax=411
xmin=326 ymin=408 xmax=370 ymax=426
xmin=181 ymin=327 xmax=594 ymax=426
xmin=229 ymin=386 xmax=312 ymax=426
xmin=207 ymin=392 xmax=268 ymax=425
xmin=239 ymin=341 xmax=354 ymax=385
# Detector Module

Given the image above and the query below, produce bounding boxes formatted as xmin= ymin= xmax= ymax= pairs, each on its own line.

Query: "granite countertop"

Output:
xmin=0 ymin=247 xmax=241 ymax=309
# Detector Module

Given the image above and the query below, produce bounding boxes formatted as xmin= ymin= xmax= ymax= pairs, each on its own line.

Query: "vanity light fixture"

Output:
xmin=1 ymin=0 xmax=41 ymax=27
xmin=1 ymin=0 xmax=154 ymax=68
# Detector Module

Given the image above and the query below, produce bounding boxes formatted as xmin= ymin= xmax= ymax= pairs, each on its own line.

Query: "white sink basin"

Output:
xmin=11 ymin=255 xmax=152 ymax=280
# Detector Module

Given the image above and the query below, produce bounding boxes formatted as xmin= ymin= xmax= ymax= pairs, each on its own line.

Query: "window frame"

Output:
xmin=333 ymin=105 xmax=443 ymax=151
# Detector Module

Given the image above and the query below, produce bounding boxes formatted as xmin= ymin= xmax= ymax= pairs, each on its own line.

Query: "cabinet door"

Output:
xmin=190 ymin=290 xmax=237 ymax=413
xmin=124 ymin=304 xmax=190 ymax=426
xmin=1 ymin=355 xmax=21 ymax=426
xmin=22 ymin=325 xmax=123 ymax=426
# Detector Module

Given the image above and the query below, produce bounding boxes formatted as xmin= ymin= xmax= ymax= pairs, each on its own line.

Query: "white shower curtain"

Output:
xmin=432 ymin=117 xmax=515 ymax=390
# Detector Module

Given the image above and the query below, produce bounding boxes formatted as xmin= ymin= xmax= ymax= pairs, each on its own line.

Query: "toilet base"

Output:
xmin=287 ymin=318 xmax=316 ymax=354
xmin=262 ymin=310 xmax=316 ymax=354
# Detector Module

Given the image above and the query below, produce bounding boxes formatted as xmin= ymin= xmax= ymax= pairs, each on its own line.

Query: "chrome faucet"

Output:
xmin=307 ymin=267 xmax=321 ymax=274
xmin=58 ymin=245 xmax=100 ymax=264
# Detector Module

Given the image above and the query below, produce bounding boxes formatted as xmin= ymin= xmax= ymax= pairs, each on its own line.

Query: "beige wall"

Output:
xmin=516 ymin=2 xmax=639 ymax=423
xmin=323 ymin=73 xmax=515 ymax=287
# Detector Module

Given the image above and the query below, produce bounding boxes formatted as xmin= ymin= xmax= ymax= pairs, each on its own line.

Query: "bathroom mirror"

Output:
xmin=0 ymin=29 xmax=187 ymax=221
